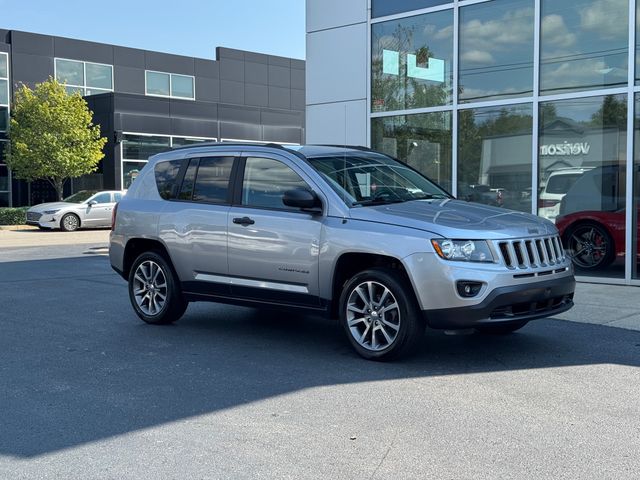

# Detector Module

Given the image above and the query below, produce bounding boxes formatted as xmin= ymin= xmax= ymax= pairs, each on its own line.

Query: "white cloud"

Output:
xmin=461 ymin=50 xmax=495 ymax=64
xmin=460 ymin=7 xmax=534 ymax=53
xmin=580 ymin=0 xmax=628 ymax=41
xmin=541 ymin=14 xmax=577 ymax=50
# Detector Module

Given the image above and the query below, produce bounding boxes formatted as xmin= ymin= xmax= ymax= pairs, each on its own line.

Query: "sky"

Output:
xmin=0 ymin=0 xmax=306 ymax=60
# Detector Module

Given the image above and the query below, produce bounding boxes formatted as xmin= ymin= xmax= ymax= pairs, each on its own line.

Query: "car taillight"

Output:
xmin=538 ymin=199 xmax=560 ymax=208
xmin=111 ymin=202 xmax=118 ymax=231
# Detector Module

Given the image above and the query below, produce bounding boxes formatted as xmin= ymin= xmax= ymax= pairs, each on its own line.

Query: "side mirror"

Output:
xmin=88 ymin=200 xmax=98 ymax=206
xmin=283 ymin=188 xmax=322 ymax=212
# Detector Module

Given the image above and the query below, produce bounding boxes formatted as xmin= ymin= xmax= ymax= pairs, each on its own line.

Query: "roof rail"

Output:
xmin=313 ymin=144 xmax=374 ymax=152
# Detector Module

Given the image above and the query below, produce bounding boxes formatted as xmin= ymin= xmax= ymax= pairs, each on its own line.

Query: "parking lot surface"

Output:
xmin=0 ymin=232 xmax=639 ymax=479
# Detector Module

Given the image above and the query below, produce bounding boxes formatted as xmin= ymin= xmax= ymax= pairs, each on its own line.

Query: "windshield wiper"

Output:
xmin=352 ymin=198 xmax=406 ymax=207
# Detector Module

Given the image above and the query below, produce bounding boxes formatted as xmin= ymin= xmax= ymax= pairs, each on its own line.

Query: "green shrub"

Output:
xmin=0 ymin=207 xmax=28 ymax=225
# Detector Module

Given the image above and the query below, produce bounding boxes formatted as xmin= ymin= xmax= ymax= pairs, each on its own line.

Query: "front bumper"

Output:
xmin=423 ymin=276 xmax=575 ymax=329
xmin=26 ymin=215 xmax=59 ymax=228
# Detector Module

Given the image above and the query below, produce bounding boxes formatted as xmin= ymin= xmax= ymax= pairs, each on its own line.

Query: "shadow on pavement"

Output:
xmin=1 ymin=256 xmax=639 ymax=457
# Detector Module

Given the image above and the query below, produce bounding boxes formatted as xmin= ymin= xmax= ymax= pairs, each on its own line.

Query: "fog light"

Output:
xmin=457 ymin=281 xmax=483 ymax=298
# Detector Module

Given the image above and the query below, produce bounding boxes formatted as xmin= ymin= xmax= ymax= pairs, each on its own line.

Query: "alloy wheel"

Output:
xmin=63 ymin=215 xmax=79 ymax=231
xmin=132 ymin=260 xmax=168 ymax=316
xmin=568 ymin=225 xmax=611 ymax=269
xmin=346 ymin=281 xmax=400 ymax=351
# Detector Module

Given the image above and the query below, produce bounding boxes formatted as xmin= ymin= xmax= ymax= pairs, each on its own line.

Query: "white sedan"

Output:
xmin=26 ymin=190 xmax=126 ymax=231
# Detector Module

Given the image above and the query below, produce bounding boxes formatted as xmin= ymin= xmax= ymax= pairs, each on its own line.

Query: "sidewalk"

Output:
xmin=0 ymin=227 xmax=110 ymax=248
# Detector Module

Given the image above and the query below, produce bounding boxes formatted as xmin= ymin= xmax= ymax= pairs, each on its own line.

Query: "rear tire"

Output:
xmin=339 ymin=267 xmax=425 ymax=361
xmin=128 ymin=251 xmax=187 ymax=325
xmin=564 ymin=222 xmax=615 ymax=271
xmin=476 ymin=320 xmax=529 ymax=335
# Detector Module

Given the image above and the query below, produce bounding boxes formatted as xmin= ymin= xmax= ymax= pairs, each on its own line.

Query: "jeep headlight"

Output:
xmin=43 ymin=209 xmax=60 ymax=215
xmin=431 ymin=239 xmax=494 ymax=263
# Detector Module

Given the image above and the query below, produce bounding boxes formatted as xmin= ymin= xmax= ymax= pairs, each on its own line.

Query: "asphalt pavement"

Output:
xmin=0 ymin=231 xmax=639 ymax=479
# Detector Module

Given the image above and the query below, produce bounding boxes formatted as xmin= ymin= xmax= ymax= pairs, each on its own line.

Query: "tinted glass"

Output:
xmin=123 ymin=161 xmax=144 ymax=188
xmin=635 ymin=95 xmax=640 ymax=278
xmin=544 ymin=174 xmax=583 ymax=194
xmin=372 ymin=9 xmax=453 ymax=112
xmin=56 ymin=59 xmax=84 ymax=86
xmin=65 ymin=86 xmax=84 ymax=96
xmin=171 ymin=74 xmax=194 ymax=99
xmin=0 ymin=192 xmax=8 ymax=207
xmin=0 ymin=106 xmax=8 ymax=132
xmin=193 ymin=157 xmax=234 ymax=203
xmin=85 ymin=88 xmax=111 ymax=96
xmin=372 ymin=0 xmax=450 ymax=18
xmin=371 ymin=111 xmax=452 ymax=192
xmin=541 ymin=94 xmax=626 ymax=278
xmin=540 ymin=0 xmax=628 ymax=95
xmin=85 ymin=63 xmax=112 ymax=89
xmin=146 ymin=71 xmax=170 ymax=96
xmin=459 ymin=0 xmax=534 ymax=103
xmin=63 ymin=190 xmax=98 ymax=203
xmin=0 ymin=163 xmax=8 ymax=191
xmin=172 ymin=137 xmax=209 ymax=147
xmin=242 ymin=157 xmax=308 ymax=210
xmin=114 ymin=193 xmax=123 ymax=201
xmin=0 ymin=54 xmax=7 ymax=78
xmin=122 ymin=134 xmax=171 ymax=160
xmin=178 ymin=158 xmax=199 ymax=200
xmin=0 ymin=79 xmax=8 ymax=105
xmin=154 ymin=159 xmax=183 ymax=200
xmin=91 ymin=192 xmax=111 ymax=204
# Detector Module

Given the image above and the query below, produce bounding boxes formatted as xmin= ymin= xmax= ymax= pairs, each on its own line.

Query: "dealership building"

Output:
xmin=0 ymin=29 xmax=305 ymax=206
xmin=306 ymin=0 xmax=640 ymax=284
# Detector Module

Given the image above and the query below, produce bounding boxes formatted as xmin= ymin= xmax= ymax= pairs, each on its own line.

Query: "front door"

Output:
xmin=227 ymin=155 xmax=324 ymax=307
xmin=83 ymin=192 xmax=114 ymax=226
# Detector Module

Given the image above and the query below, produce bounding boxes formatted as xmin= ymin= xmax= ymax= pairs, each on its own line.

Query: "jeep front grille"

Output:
xmin=496 ymin=235 xmax=565 ymax=270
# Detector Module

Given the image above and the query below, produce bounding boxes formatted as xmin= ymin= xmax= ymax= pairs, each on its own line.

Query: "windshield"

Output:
xmin=306 ymin=152 xmax=450 ymax=206
xmin=63 ymin=190 xmax=98 ymax=203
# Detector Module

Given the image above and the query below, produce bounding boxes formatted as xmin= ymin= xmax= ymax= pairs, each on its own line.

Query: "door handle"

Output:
xmin=233 ymin=216 xmax=255 ymax=226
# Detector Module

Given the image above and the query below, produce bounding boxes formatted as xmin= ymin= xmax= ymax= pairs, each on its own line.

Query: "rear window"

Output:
xmin=192 ymin=157 xmax=234 ymax=204
xmin=154 ymin=160 xmax=183 ymax=200
xmin=545 ymin=174 xmax=582 ymax=195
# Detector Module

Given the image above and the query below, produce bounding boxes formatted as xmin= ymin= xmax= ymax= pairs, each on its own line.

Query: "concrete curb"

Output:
xmin=0 ymin=225 xmax=37 ymax=231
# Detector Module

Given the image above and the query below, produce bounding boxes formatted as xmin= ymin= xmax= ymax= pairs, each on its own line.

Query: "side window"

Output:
xmin=242 ymin=157 xmax=309 ymax=210
xmin=178 ymin=158 xmax=199 ymax=201
xmin=154 ymin=159 xmax=183 ymax=200
xmin=114 ymin=192 xmax=123 ymax=202
xmin=92 ymin=192 xmax=112 ymax=204
xmin=192 ymin=156 xmax=234 ymax=203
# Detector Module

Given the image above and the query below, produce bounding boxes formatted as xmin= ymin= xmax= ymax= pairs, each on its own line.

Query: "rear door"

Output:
xmin=83 ymin=192 xmax=114 ymax=226
xmin=226 ymin=153 xmax=324 ymax=307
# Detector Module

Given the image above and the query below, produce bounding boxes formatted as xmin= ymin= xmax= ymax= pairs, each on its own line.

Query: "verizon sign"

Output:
xmin=540 ymin=142 xmax=591 ymax=156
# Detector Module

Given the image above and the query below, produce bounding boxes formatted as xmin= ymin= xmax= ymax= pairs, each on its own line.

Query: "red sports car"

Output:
xmin=555 ymin=210 xmax=639 ymax=271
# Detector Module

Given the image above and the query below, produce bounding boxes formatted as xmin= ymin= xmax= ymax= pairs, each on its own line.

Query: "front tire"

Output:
xmin=60 ymin=213 xmax=80 ymax=232
xmin=128 ymin=251 xmax=187 ymax=325
xmin=565 ymin=222 xmax=615 ymax=271
xmin=339 ymin=268 xmax=425 ymax=361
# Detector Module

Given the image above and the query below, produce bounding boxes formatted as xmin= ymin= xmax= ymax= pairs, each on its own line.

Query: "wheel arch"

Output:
xmin=122 ymin=238 xmax=173 ymax=280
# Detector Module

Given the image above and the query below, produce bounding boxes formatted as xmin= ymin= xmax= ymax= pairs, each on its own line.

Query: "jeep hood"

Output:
xmin=348 ymin=199 xmax=557 ymax=240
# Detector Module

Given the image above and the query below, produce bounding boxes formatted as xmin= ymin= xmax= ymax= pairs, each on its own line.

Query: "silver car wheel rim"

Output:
xmin=346 ymin=281 xmax=400 ymax=352
xmin=133 ymin=260 xmax=168 ymax=316
xmin=63 ymin=215 xmax=78 ymax=230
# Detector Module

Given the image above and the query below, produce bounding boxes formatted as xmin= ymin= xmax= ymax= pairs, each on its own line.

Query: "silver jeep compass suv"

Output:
xmin=110 ymin=144 xmax=575 ymax=360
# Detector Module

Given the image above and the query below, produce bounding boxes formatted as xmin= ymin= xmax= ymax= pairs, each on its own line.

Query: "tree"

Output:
xmin=5 ymin=78 xmax=107 ymax=200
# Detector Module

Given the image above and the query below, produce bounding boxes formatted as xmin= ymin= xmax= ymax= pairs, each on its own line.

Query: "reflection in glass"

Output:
xmin=0 ymin=164 xmax=8 ymax=191
xmin=0 ymin=79 xmax=8 ymax=105
xmin=85 ymin=63 xmax=112 ymax=89
xmin=171 ymin=74 xmax=194 ymax=99
xmin=64 ymin=86 xmax=84 ymax=96
xmin=540 ymin=0 xmax=628 ymax=95
xmin=123 ymin=161 xmax=145 ymax=189
xmin=85 ymin=88 xmax=112 ymax=96
xmin=542 ymin=95 xmax=627 ymax=278
xmin=56 ymin=59 xmax=84 ymax=86
xmin=193 ymin=157 xmax=234 ymax=204
xmin=371 ymin=9 xmax=453 ymax=112
xmin=459 ymin=0 xmax=534 ymax=103
xmin=372 ymin=0 xmax=450 ymax=18
xmin=146 ymin=71 xmax=170 ymax=96
xmin=242 ymin=157 xmax=308 ymax=210
xmin=0 ymin=192 xmax=9 ymax=207
xmin=0 ymin=54 xmax=7 ymax=78
xmin=458 ymin=104 xmax=533 ymax=212
xmin=122 ymin=134 xmax=171 ymax=160
xmin=371 ymin=112 xmax=452 ymax=191
xmin=172 ymin=137 xmax=209 ymax=147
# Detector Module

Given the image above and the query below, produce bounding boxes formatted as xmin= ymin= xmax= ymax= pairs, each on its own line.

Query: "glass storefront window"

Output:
xmin=171 ymin=74 xmax=194 ymax=99
xmin=540 ymin=94 xmax=627 ymax=278
xmin=146 ymin=71 xmax=170 ymax=96
xmin=0 ymin=106 xmax=8 ymax=132
xmin=172 ymin=137 xmax=209 ymax=147
xmin=459 ymin=0 xmax=534 ymax=103
xmin=458 ymin=104 xmax=533 ymax=212
xmin=122 ymin=134 xmax=171 ymax=160
xmin=371 ymin=9 xmax=453 ymax=112
xmin=540 ymin=0 xmax=628 ymax=95
xmin=0 ymin=79 xmax=8 ymax=105
xmin=632 ymin=95 xmax=640 ymax=278
xmin=64 ymin=86 xmax=84 ymax=96
xmin=123 ymin=161 xmax=145 ymax=189
xmin=85 ymin=63 xmax=112 ymax=90
xmin=372 ymin=0 xmax=451 ymax=18
xmin=371 ymin=112 xmax=452 ymax=191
